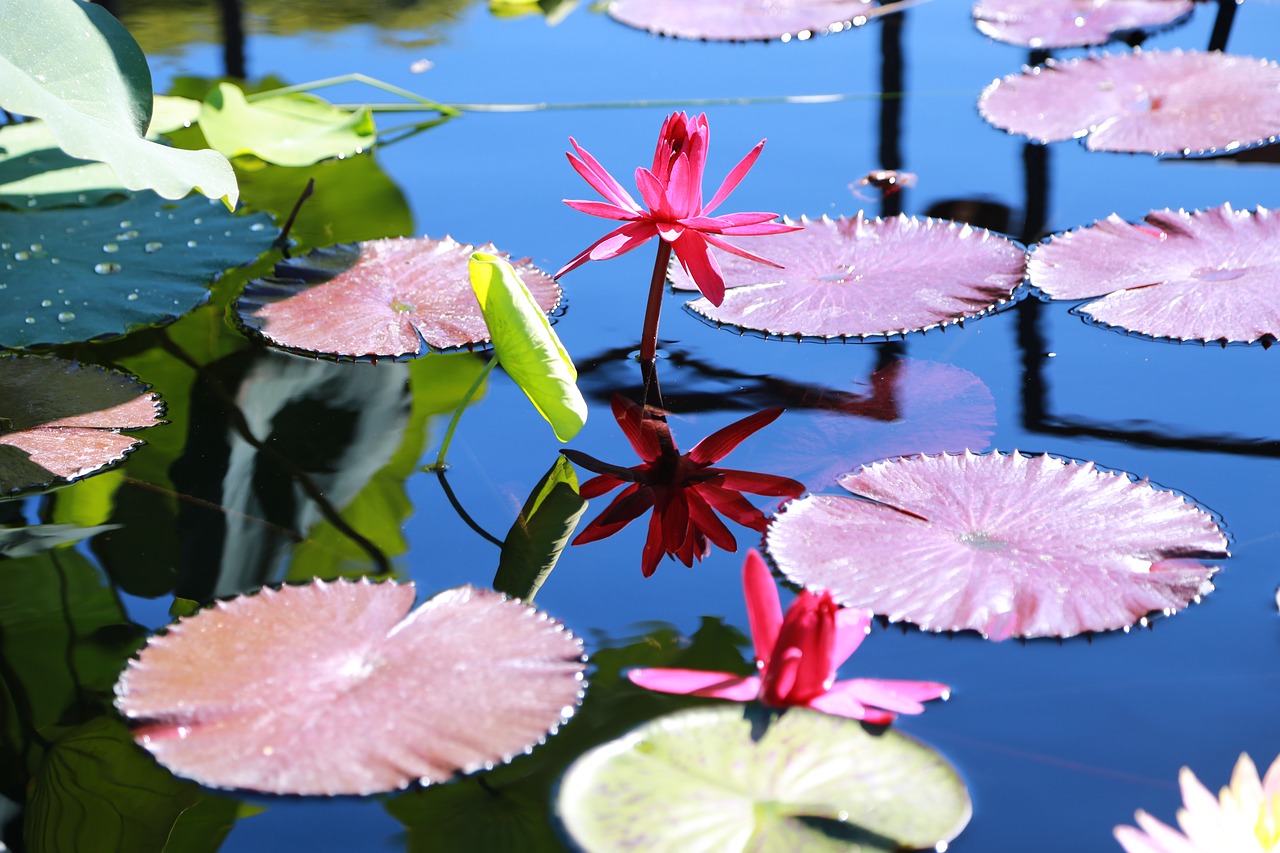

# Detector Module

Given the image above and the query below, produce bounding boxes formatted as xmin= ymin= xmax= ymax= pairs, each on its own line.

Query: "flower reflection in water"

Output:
xmin=561 ymin=392 xmax=803 ymax=578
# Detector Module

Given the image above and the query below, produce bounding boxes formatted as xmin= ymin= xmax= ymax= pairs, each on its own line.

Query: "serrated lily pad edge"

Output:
xmin=680 ymin=214 xmax=1030 ymax=344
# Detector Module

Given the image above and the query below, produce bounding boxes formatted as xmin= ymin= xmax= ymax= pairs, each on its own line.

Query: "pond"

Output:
xmin=4 ymin=0 xmax=1280 ymax=850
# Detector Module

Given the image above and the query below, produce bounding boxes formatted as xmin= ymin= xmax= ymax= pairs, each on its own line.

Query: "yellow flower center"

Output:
xmin=1256 ymin=792 xmax=1280 ymax=849
xmin=1220 ymin=784 xmax=1280 ymax=850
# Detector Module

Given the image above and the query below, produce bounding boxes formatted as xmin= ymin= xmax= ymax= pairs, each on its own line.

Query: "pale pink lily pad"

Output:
xmin=608 ymin=0 xmax=873 ymax=41
xmin=973 ymin=0 xmax=1193 ymax=49
xmin=236 ymin=237 xmax=561 ymax=359
xmin=765 ymin=451 xmax=1228 ymax=640
xmin=1030 ymin=203 xmax=1280 ymax=344
xmin=979 ymin=50 xmax=1280 ymax=156
xmin=766 ymin=359 xmax=996 ymax=487
xmin=0 ymin=355 xmax=163 ymax=496
xmin=114 ymin=579 xmax=586 ymax=795
xmin=674 ymin=215 xmax=1026 ymax=339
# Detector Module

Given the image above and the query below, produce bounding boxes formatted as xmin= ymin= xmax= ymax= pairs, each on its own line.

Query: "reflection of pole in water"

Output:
xmin=1208 ymin=0 xmax=1239 ymax=52
xmin=878 ymin=3 xmax=907 ymax=369
xmin=878 ymin=2 xmax=905 ymax=219
xmin=1017 ymin=45 xmax=1052 ymax=433
xmin=220 ymin=0 xmax=246 ymax=79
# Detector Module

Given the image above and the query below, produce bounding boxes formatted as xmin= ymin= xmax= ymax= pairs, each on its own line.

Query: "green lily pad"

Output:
xmin=0 ymin=121 xmax=132 ymax=210
xmin=233 ymin=153 xmax=413 ymax=250
xmin=199 ymin=83 xmax=377 ymax=167
xmin=556 ymin=705 xmax=971 ymax=852
xmin=0 ymin=0 xmax=237 ymax=206
xmin=0 ymin=100 xmax=208 ymax=210
xmin=494 ymin=455 xmax=587 ymax=602
xmin=470 ymin=252 xmax=586 ymax=441
xmin=24 ymin=716 xmax=241 ymax=853
xmin=0 ymin=193 xmax=276 ymax=348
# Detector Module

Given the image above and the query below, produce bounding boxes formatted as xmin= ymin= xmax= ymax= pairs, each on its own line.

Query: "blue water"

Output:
xmin=28 ymin=0 xmax=1280 ymax=850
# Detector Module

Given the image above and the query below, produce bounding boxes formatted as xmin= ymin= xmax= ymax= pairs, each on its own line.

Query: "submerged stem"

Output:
xmin=639 ymin=241 xmax=674 ymax=367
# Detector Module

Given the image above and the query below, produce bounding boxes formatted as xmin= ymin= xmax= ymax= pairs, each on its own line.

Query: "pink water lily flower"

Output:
xmin=1115 ymin=753 xmax=1280 ymax=853
xmin=556 ymin=111 xmax=798 ymax=307
xmin=627 ymin=550 xmax=950 ymax=723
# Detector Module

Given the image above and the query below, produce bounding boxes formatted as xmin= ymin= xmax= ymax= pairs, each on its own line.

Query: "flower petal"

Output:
xmin=687 ymin=408 xmax=784 ymax=465
xmin=806 ymin=688 xmax=893 ymax=723
xmin=712 ymin=468 xmax=805 ymax=498
xmin=671 ymin=230 xmax=727 ymax=306
xmin=568 ymin=141 xmax=641 ymax=211
xmin=742 ymin=549 xmax=783 ymax=669
xmin=592 ymin=484 xmax=657 ymax=531
xmin=661 ymin=492 xmax=693 ymax=562
xmin=665 ymin=151 xmax=702 ymax=219
xmin=831 ymin=607 xmax=871 ymax=667
xmin=572 ymin=483 xmax=653 ymax=544
xmin=760 ymin=591 xmax=836 ymax=706
xmin=702 ymin=232 xmax=786 ymax=269
xmin=684 ymin=212 xmax=797 ymax=234
xmin=556 ymin=221 xmax=656 ymax=279
xmin=1115 ymin=811 xmax=1200 ymax=853
xmin=626 ymin=669 xmax=760 ymax=701
xmin=828 ymin=678 xmax=949 ymax=716
xmin=635 ymin=167 xmax=668 ymax=217
xmin=641 ymin=509 xmax=666 ymax=577
xmin=588 ymin=222 xmax=660 ymax=262
xmin=687 ymin=486 xmax=739 ymax=553
xmin=564 ymin=199 xmax=643 ymax=221
xmin=610 ymin=393 xmax=666 ymax=463
xmin=704 ymin=140 xmax=764 ymax=215
xmin=698 ymin=482 xmax=770 ymax=531
xmin=577 ymin=472 xmax=628 ymax=498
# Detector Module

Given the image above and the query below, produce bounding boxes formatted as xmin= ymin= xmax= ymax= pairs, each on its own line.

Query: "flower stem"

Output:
xmin=639 ymin=240 xmax=674 ymax=366
xmin=431 ymin=356 xmax=497 ymax=470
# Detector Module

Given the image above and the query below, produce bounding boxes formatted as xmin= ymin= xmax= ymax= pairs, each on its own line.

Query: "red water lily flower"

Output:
xmin=628 ymin=550 xmax=951 ymax=723
xmin=561 ymin=394 xmax=804 ymax=578
xmin=556 ymin=111 xmax=799 ymax=307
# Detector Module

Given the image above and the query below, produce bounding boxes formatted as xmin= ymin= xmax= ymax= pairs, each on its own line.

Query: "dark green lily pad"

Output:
xmin=25 ymin=716 xmax=242 ymax=853
xmin=494 ymin=455 xmax=587 ymax=603
xmin=0 ymin=193 xmax=276 ymax=348
xmin=556 ymin=705 xmax=971 ymax=852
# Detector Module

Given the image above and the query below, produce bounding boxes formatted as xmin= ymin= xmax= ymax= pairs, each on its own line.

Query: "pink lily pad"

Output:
xmin=765 ymin=451 xmax=1228 ymax=640
xmin=114 ymin=579 xmax=586 ymax=795
xmin=236 ymin=237 xmax=561 ymax=359
xmin=979 ymin=50 xmax=1280 ymax=156
xmin=674 ymin=215 xmax=1026 ymax=339
xmin=973 ymin=0 xmax=1193 ymax=49
xmin=0 ymin=355 xmax=163 ymax=496
xmin=767 ymin=359 xmax=996 ymax=487
xmin=1029 ymin=203 xmax=1280 ymax=344
xmin=607 ymin=0 xmax=874 ymax=41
